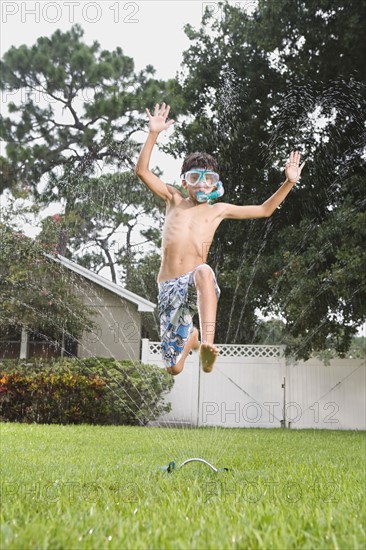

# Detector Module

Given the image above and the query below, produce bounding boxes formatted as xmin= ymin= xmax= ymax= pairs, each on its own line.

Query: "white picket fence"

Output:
xmin=141 ymin=340 xmax=366 ymax=430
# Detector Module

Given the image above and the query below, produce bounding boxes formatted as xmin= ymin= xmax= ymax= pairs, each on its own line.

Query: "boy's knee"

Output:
xmin=166 ymin=364 xmax=183 ymax=376
xmin=194 ymin=265 xmax=214 ymax=285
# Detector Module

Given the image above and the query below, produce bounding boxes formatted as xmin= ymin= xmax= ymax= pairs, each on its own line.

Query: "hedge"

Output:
xmin=0 ymin=357 xmax=174 ymax=425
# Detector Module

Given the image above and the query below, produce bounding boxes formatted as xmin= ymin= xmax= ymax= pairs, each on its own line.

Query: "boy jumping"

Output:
xmin=135 ymin=103 xmax=305 ymax=376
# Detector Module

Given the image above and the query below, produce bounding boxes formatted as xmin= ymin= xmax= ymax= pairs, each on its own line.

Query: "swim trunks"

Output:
xmin=158 ymin=264 xmax=221 ymax=368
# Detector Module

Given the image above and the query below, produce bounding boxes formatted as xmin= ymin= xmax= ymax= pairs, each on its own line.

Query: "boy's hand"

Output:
xmin=146 ymin=102 xmax=174 ymax=134
xmin=285 ymin=150 xmax=306 ymax=183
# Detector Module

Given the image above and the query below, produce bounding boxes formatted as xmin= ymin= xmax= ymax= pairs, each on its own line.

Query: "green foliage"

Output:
xmin=268 ymin=191 xmax=366 ymax=359
xmin=0 ymin=221 xmax=96 ymax=340
xmin=166 ymin=0 xmax=366 ymax=358
xmin=0 ymin=357 xmax=174 ymax=425
xmin=254 ymin=319 xmax=286 ymax=345
xmin=36 ymin=169 xmax=165 ymax=283
xmin=0 ymin=23 xmax=182 ymax=280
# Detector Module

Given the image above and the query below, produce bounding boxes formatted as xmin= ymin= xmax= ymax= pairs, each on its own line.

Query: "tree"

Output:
xmin=0 ymin=24 xmax=181 ymax=279
xmin=164 ymin=0 xmax=366 ymax=359
xmin=0 ymin=200 xmax=96 ymax=345
xmin=267 ymin=174 xmax=366 ymax=358
xmin=254 ymin=319 xmax=286 ymax=346
xmin=36 ymin=170 xmax=164 ymax=284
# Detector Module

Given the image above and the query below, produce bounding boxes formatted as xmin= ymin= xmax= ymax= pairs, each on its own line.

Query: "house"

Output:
xmin=0 ymin=254 xmax=156 ymax=362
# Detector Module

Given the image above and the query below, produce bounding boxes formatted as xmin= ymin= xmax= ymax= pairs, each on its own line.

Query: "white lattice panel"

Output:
xmin=149 ymin=343 xmax=162 ymax=356
xmin=148 ymin=342 xmax=280 ymax=358
xmin=217 ymin=344 xmax=281 ymax=358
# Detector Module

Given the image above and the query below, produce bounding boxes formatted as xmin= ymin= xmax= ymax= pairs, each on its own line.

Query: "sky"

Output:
xmin=1 ymin=1 xmax=207 ymax=79
xmin=1 ymin=0 xmax=216 ymax=180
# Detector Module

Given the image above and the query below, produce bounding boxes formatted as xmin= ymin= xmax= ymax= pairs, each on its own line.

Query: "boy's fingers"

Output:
xmin=300 ymin=161 xmax=306 ymax=170
xmin=288 ymin=151 xmax=304 ymax=165
xmin=154 ymin=103 xmax=159 ymax=116
xmin=165 ymin=105 xmax=171 ymax=118
xmin=166 ymin=119 xmax=174 ymax=128
xmin=160 ymin=102 xmax=166 ymax=116
xmin=146 ymin=108 xmax=151 ymax=119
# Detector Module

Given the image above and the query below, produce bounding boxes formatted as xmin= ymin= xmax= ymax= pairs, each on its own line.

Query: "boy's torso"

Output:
xmin=157 ymin=192 xmax=224 ymax=283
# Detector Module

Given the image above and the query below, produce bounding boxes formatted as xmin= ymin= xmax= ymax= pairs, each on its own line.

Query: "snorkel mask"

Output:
xmin=181 ymin=168 xmax=225 ymax=204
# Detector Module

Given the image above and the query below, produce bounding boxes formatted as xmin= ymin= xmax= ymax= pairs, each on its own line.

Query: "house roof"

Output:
xmin=48 ymin=254 xmax=156 ymax=312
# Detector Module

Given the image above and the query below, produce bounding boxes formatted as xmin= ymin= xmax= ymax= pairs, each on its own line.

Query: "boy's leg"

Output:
xmin=193 ymin=265 xmax=220 ymax=372
xmin=160 ymin=275 xmax=200 ymax=376
xmin=166 ymin=327 xmax=200 ymax=376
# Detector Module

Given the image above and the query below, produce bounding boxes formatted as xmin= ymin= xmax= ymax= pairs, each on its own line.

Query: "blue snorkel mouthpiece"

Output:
xmin=196 ymin=181 xmax=224 ymax=204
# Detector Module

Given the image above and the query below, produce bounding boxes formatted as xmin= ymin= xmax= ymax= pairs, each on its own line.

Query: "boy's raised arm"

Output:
xmin=135 ymin=103 xmax=177 ymax=202
xmin=220 ymin=151 xmax=306 ymax=220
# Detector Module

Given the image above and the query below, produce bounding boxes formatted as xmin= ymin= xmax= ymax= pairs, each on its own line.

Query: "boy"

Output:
xmin=135 ymin=103 xmax=305 ymax=376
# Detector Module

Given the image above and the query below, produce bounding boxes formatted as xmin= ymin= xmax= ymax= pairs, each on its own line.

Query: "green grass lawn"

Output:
xmin=1 ymin=423 xmax=365 ymax=549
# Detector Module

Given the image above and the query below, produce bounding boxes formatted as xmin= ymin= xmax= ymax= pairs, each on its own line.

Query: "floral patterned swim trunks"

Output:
xmin=158 ymin=264 xmax=221 ymax=368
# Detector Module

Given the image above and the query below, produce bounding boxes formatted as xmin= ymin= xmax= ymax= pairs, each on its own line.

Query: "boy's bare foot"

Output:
xmin=199 ymin=343 xmax=220 ymax=373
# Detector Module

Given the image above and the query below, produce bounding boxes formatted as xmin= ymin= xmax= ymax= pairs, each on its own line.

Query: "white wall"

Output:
xmin=285 ymin=358 xmax=365 ymax=430
xmin=78 ymin=282 xmax=141 ymax=361
xmin=142 ymin=341 xmax=366 ymax=430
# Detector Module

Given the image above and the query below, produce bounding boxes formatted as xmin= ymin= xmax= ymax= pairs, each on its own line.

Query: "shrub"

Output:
xmin=0 ymin=357 xmax=174 ymax=425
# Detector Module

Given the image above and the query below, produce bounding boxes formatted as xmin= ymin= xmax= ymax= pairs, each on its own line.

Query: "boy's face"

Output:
xmin=181 ymin=167 xmax=219 ymax=203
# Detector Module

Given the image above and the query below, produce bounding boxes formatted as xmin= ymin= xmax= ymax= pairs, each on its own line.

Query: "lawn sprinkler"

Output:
xmin=161 ymin=458 xmax=230 ymax=473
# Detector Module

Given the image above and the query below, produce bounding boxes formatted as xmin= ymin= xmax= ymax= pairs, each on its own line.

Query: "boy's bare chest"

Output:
xmin=164 ymin=201 xmax=221 ymax=237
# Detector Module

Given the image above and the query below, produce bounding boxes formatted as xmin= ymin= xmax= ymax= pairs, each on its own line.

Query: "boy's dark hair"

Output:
xmin=181 ymin=152 xmax=219 ymax=176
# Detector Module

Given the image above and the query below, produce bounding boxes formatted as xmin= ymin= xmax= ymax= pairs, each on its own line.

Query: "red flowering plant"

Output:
xmin=0 ymin=367 xmax=108 ymax=423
